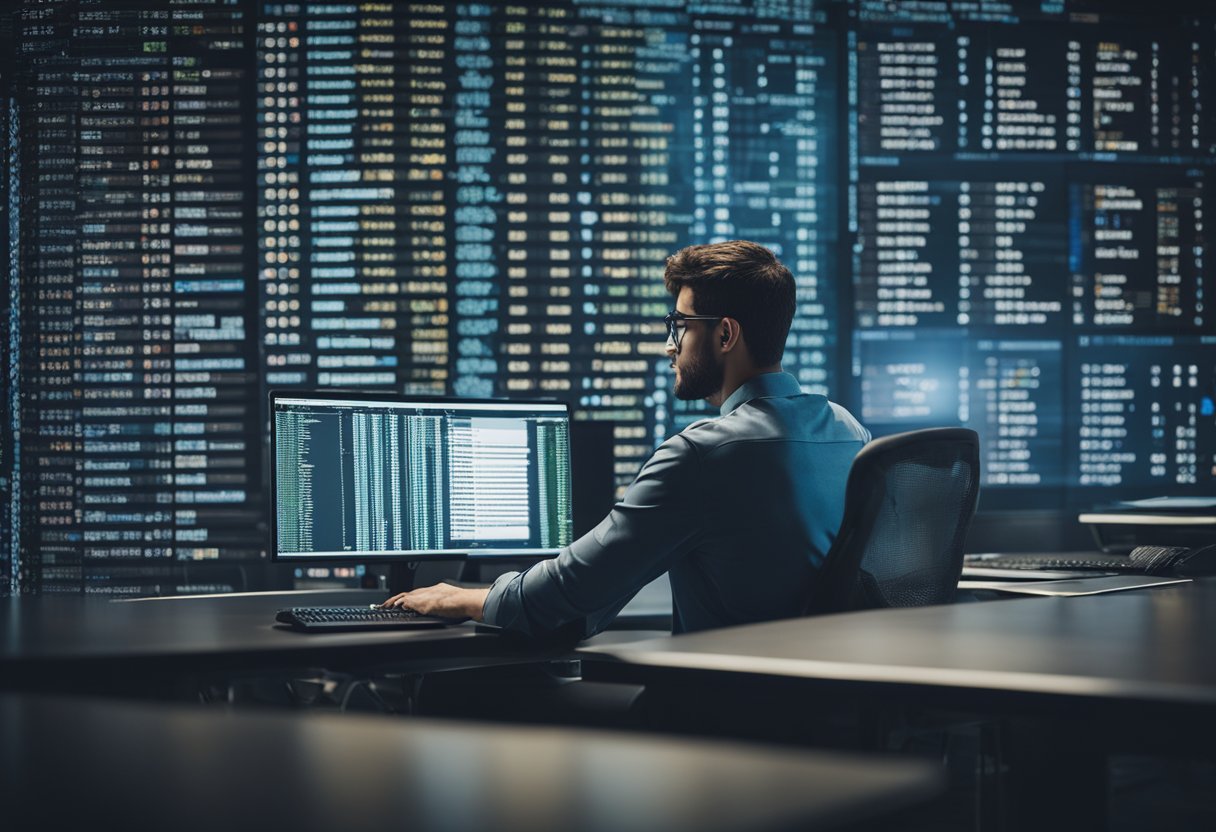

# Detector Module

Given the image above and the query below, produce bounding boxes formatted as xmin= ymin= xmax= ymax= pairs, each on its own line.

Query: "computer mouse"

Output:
xmin=1173 ymin=544 xmax=1216 ymax=577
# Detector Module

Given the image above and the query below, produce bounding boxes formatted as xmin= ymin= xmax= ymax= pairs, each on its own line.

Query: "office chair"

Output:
xmin=803 ymin=427 xmax=981 ymax=616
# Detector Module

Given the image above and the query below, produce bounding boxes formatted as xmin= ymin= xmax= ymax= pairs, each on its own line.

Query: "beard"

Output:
xmin=673 ymin=337 xmax=724 ymax=401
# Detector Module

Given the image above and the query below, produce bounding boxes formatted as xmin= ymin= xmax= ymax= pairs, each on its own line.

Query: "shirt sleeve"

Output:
xmin=481 ymin=433 xmax=703 ymax=639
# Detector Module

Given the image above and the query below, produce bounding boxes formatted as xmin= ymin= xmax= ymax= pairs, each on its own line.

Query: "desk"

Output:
xmin=0 ymin=694 xmax=943 ymax=832
xmin=0 ymin=589 xmax=526 ymax=698
xmin=580 ymin=579 xmax=1216 ymax=829
xmin=581 ymin=578 xmax=1216 ymax=725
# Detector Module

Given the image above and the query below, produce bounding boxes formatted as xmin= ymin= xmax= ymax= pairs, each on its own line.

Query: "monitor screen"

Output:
xmin=272 ymin=394 xmax=572 ymax=561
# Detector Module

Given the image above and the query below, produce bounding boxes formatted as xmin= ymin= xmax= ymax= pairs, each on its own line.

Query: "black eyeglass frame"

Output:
xmin=663 ymin=310 xmax=725 ymax=352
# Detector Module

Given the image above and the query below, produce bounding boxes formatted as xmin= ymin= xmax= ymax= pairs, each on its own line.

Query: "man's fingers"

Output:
xmin=380 ymin=583 xmax=451 ymax=611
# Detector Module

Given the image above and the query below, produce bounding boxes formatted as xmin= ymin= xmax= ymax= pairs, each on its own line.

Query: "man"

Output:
xmin=383 ymin=240 xmax=870 ymax=637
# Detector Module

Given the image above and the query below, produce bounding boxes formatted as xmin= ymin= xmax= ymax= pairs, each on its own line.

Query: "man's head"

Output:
xmin=662 ymin=241 xmax=796 ymax=404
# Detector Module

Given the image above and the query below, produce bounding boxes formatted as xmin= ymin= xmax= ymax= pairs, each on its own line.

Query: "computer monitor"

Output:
xmin=271 ymin=391 xmax=573 ymax=562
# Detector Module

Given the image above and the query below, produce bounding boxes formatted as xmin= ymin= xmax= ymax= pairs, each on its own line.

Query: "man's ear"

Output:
xmin=719 ymin=319 xmax=736 ymax=350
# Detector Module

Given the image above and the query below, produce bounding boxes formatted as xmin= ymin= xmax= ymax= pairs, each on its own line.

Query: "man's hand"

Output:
xmin=380 ymin=582 xmax=490 ymax=622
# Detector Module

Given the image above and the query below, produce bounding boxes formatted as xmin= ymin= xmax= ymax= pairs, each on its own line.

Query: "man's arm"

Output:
xmin=382 ymin=434 xmax=702 ymax=634
xmin=380 ymin=583 xmax=489 ymax=620
xmin=479 ymin=435 xmax=703 ymax=638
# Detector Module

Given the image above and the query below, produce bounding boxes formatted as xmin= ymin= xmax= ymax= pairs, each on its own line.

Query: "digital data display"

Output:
xmin=1 ymin=0 xmax=1213 ymax=592
xmin=274 ymin=397 xmax=572 ymax=559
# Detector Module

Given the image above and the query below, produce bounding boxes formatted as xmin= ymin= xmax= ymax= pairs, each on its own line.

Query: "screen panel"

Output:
xmin=1 ymin=0 xmax=1213 ymax=593
xmin=1 ymin=52 xmax=14 ymax=594
xmin=273 ymin=396 xmax=572 ymax=561
xmin=9 ymin=2 xmax=262 ymax=594
xmin=5 ymin=0 xmax=845 ymax=593
xmin=849 ymin=1 xmax=1215 ymax=510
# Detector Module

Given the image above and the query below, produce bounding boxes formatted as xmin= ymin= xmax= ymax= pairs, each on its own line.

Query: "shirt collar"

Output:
xmin=719 ymin=371 xmax=803 ymax=417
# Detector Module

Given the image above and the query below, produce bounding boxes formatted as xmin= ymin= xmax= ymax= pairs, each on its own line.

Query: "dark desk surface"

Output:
xmin=581 ymin=578 xmax=1216 ymax=716
xmin=0 ymin=694 xmax=942 ymax=832
xmin=0 ymin=590 xmax=524 ymax=693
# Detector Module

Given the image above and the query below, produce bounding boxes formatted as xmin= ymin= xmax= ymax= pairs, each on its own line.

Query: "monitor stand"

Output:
xmin=378 ymin=560 xmax=479 ymax=593
xmin=385 ymin=562 xmax=418 ymax=594
xmin=362 ymin=563 xmax=419 ymax=594
xmin=368 ymin=559 xmax=486 ymax=594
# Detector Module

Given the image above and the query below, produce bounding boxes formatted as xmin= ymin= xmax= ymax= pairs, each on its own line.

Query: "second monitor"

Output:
xmin=272 ymin=392 xmax=573 ymax=562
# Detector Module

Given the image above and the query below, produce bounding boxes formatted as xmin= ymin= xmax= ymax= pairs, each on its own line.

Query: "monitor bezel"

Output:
xmin=269 ymin=389 xmax=574 ymax=564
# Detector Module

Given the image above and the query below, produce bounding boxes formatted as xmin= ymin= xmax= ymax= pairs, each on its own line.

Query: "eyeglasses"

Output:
xmin=663 ymin=310 xmax=724 ymax=352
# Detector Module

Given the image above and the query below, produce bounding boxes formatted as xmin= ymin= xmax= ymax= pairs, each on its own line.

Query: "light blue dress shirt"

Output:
xmin=482 ymin=371 xmax=870 ymax=638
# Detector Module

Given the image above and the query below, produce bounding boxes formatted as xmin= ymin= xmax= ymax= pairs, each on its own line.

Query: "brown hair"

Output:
xmin=663 ymin=240 xmax=796 ymax=367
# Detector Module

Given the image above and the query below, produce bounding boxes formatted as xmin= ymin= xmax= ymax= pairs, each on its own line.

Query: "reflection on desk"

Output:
xmin=0 ymin=694 xmax=943 ymax=832
xmin=581 ymin=578 xmax=1216 ymax=831
xmin=581 ymin=578 xmax=1216 ymax=719
xmin=0 ymin=590 xmax=512 ymax=697
xmin=0 ymin=582 xmax=677 ymax=701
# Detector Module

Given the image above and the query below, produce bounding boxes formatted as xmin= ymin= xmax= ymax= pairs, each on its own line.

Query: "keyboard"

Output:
xmin=963 ymin=553 xmax=1140 ymax=573
xmin=274 ymin=605 xmax=451 ymax=632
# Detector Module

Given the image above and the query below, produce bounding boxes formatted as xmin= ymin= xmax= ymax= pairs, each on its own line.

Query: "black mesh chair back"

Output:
xmin=803 ymin=428 xmax=981 ymax=616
